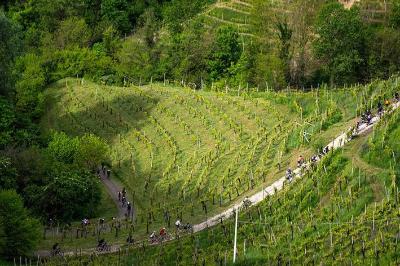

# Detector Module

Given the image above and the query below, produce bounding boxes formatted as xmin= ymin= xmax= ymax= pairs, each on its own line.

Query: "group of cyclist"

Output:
xmin=148 ymin=219 xmax=194 ymax=244
xmin=285 ymin=154 xmax=311 ymax=182
xmin=117 ymin=188 xmax=132 ymax=217
xmin=359 ymin=93 xmax=399 ymax=128
xmin=286 ymin=91 xmax=400 ymax=183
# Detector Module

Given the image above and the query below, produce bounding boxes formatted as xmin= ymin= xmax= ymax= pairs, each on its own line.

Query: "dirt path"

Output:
xmin=99 ymin=168 xmax=134 ymax=220
xmin=193 ymin=101 xmax=400 ymax=232
xmin=339 ymin=0 xmax=359 ymax=9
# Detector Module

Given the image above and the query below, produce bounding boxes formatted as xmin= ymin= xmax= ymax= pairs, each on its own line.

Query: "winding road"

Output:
xmin=99 ymin=168 xmax=134 ymax=220
xmin=193 ymin=101 xmax=400 ymax=232
xmin=39 ymin=101 xmax=400 ymax=257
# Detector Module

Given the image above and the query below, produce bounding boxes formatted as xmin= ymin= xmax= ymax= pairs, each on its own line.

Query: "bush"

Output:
xmin=33 ymin=170 xmax=101 ymax=221
xmin=0 ymin=190 xmax=41 ymax=259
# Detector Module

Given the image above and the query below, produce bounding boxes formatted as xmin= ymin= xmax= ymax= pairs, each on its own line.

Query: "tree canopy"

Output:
xmin=0 ymin=190 xmax=41 ymax=258
xmin=313 ymin=3 xmax=365 ymax=85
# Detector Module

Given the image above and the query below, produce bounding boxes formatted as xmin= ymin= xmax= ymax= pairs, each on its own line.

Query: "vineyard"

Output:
xmin=199 ymin=0 xmax=390 ymax=39
xmin=200 ymin=0 xmax=254 ymax=36
xmin=2 ymin=0 xmax=400 ymax=264
xmin=39 ymin=78 xmax=400 ymax=265
xmin=36 ymin=76 xmax=398 ymax=255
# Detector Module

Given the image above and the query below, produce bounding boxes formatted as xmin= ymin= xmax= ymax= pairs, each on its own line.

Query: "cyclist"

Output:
xmin=286 ymin=168 xmax=293 ymax=182
xmin=175 ymin=219 xmax=182 ymax=229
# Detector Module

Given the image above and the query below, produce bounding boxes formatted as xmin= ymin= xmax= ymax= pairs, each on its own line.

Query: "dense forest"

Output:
xmin=1 ymin=0 xmax=400 ymax=261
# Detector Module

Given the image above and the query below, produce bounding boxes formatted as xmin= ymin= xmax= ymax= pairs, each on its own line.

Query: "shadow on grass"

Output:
xmin=43 ymin=79 xmax=159 ymax=143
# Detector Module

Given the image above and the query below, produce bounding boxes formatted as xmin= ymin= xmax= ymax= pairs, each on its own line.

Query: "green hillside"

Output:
xmin=200 ymin=0 xmax=254 ymax=36
xmin=2 ymin=0 xmax=400 ymax=264
xmin=37 ymin=77 xmax=397 ymax=251
xmin=41 ymin=77 xmax=400 ymax=265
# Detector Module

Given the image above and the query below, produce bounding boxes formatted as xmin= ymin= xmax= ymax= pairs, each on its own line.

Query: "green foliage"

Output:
xmin=101 ymin=0 xmax=131 ymax=33
xmin=208 ymin=26 xmax=242 ymax=80
xmin=14 ymin=53 xmax=46 ymax=119
xmin=0 ymin=156 xmax=18 ymax=190
xmin=51 ymin=47 xmax=114 ymax=81
xmin=166 ymin=18 xmax=212 ymax=86
xmin=321 ymin=109 xmax=343 ymax=130
xmin=363 ymin=109 xmax=400 ymax=173
xmin=313 ymin=3 xmax=366 ymax=85
xmin=0 ymin=190 xmax=41 ymax=259
xmin=46 ymin=131 xmax=80 ymax=164
xmin=0 ymin=97 xmax=15 ymax=148
xmin=366 ymin=27 xmax=400 ymax=79
xmin=0 ymin=11 xmax=21 ymax=96
xmin=227 ymin=48 xmax=254 ymax=87
xmin=102 ymin=25 xmax=120 ymax=56
xmin=253 ymin=53 xmax=286 ymax=90
xmin=55 ymin=17 xmax=91 ymax=49
xmin=8 ymin=131 xmax=108 ymax=222
xmin=163 ymin=0 xmax=213 ymax=34
xmin=389 ymin=0 xmax=400 ymax=28
xmin=276 ymin=19 xmax=293 ymax=83
xmin=34 ymin=170 xmax=101 ymax=221
xmin=74 ymin=134 xmax=109 ymax=171
xmin=116 ymin=36 xmax=153 ymax=82
xmin=47 ymin=132 xmax=109 ymax=172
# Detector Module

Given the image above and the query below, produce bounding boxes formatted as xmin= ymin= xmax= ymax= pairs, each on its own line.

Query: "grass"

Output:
xmin=42 ymin=140 xmax=400 ymax=265
xmin=33 ymin=77 xmax=400 ymax=265
xmin=37 ymin=77 xmax=399 ymax=255
xmin=199 ymin=0 xmax=254 ymax=35
xmin=97 ymin=183 xmax=119 ymax=219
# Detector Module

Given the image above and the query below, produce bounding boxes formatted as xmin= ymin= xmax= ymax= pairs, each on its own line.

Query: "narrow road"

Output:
xmin=192 ymin=101 xmax=400 ymax=232
xmin=99 ymin=168 xmax=134 ymax=220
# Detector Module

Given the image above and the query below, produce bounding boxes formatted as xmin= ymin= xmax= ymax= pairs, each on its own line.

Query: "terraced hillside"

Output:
xmin=200 ymin=0 xmax=254 ymax=36
xmin=200 ymin=0 xmax=389 ymax=38
xmin=43 ymin=78 xmax=400 ymax=265
xmin=38 ymin=77 xmax=397 ymax=252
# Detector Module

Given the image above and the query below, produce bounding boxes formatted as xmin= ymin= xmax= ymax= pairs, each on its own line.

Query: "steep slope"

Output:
xmin=36 ymin=77 xmax=399 ymax=257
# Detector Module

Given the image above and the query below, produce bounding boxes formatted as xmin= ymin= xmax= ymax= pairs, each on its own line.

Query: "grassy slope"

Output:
xmin=48 ymin=108 xmax=399 ymax=266
xmin=200 ymin=0 xmax=254 ymax=35
xmin=38 ymin=77 xmax=400 ymax=265
xmin=38 ymin=77 xmax=398 ymax=254
xmin=199 ymin=0 xmax=388 ymax=38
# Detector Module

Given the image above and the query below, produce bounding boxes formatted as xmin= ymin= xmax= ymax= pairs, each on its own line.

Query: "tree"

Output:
xmin=83 ymin=0 xmax=102 ymax=27
xmin=208 ymin=26 xmax=242 ymax=80
xmin=367 ymin=27 xmax=400 ymax=79
xmin=46 ymin=131 xmax=79 ymax=164
xmin=103 ymin=25 xmax=120 ymax=56
xmin=0 ymin=190 xmax=41 ymax=258
xmin=14 ymin=53 xmax=46 ymax=119
xmin=74 ymin=134 xmax=109 ymax=172
xmin=55 ymin=17 xmax=91 ymax=49
xmin=116 ymin=35 xmax=153 ymax=82
xmin=31 ymin=170 xmax=101 ymax=221
xmin=0 ymin=97 xmax=15 ymax=148
xmin=166 ymin=18 xmax=213 ymax=86
xmin=101 ymin=0 xmax=131 ymax=34
xmin=390 ymin=0 xmax=400 ymax=28
xmin=287 ymin=0 xmax=322 ymax=87
xmin=250 ymin=0 xmax=288 ymax=89
xmin=0 ymin=156 xmax=17 ymax=190
xmin=313 ymin=3 xmax=366 ymax=85
xmin=0 ymin=11 xmax=21 ymax=96
xmin=276 ymin=19 xmax=293 ymax=84
xmin=47 ymin=132 xmax=108 ymax=172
